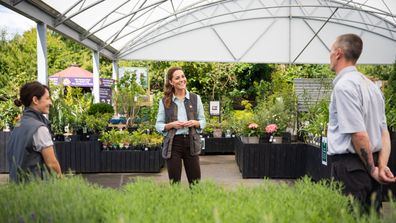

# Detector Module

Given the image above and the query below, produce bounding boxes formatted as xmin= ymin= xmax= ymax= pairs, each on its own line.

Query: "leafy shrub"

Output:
xmin=84 ymin=113 xmax=112 ymax=134
xmin=0 ymin=176 xmax=392 ymax=222
xmin=299 ymin=97 xmax=329 ymax=137
xmin=87 ymin=103 xmax=114 ymax=115
xmin=385 ymin=61 xmax=396 ymax=131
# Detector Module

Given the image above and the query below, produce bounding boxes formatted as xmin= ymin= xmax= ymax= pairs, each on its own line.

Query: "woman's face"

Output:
xmin=31 ymin=89 xmax=52 ymax=114
xmin=169 ymin=69 xmax=186 ymax=91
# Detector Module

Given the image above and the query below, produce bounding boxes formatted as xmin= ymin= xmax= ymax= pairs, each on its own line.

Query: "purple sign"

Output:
xmin=100 ymin=88 xmax=112 ymax=105
xmin=49 ymin=77 xmax=114 ymax=88
xmin=100 ymin=78 xmax=114 ymax=88
xmin=49 ymin=77 xmax=114 ymax=105
xmin=49 ymin=77 xmax=93 ymax=87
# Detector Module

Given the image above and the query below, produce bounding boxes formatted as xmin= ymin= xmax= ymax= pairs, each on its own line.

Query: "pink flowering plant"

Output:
xmin=246 ymin=122 xmax=261 ymax=137
xmin=265 ymin=124 xmax=278 ymax=135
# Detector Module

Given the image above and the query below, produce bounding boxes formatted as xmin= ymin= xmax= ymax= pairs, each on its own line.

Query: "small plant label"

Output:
xmin=321 ymin=136 xmax=328 ymax=165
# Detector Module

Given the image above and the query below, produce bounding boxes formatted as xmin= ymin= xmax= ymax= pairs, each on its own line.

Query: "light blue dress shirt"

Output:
xmin=155 ymin=90 xmax=206 ymax=135
xmin=327 ymin=66 xmax=386 ymax=155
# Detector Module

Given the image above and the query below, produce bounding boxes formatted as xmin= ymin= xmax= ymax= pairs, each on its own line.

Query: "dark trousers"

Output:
xmin=331 ymin=152 xmax=382 ymax=214
xmin=167 ymin=135 xmax=201 ymax=184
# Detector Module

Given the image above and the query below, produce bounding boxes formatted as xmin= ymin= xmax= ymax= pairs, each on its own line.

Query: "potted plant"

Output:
xmin=202 ymin=126 xmax=213 ymax=138
xmin=131 ymin=131 xmax=143 ymax=150
xmin=240 ymin=122 xmax=260 ymax=144
xmin=234 ymin=116 xmax=261 ymax=144
xmin=298 ymin=97 xmax=329 ymax=145
xmin=106 ymin=129 xmax=120 ymax=150
xmin=99 ymin=131 xmax=111 ymax=150
xmin=84 ymin=113 xmax=112 ymax=140
xmin=265 ymin=124 xmax=282 ymax=144
xmin=229 ymin=103 xmax=257 ymax=143
xmin=205 ymin=117 xmax=223 ymax=138
xmin=147 ymin=133 xmax=163 ymax=150
xmin=112 ymin=72 xmax=146 ymax=129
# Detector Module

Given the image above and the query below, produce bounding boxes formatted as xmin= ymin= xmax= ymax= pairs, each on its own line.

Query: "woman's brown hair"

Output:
xmin=14 ymin=81 xmax=50 ymax=107
xmin=164 ymin=67 xmax=183 ymax=108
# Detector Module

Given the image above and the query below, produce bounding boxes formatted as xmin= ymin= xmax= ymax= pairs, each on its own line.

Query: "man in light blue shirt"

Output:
xmin=327 ymin=33 xmax=395 ymax=212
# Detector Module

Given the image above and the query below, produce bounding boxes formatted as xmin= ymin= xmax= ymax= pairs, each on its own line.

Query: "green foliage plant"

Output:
xmin=99 ymin=131 xmax=111 ymax=148
xmin=87 ymin=103 xmax=114 ymax=115
xmin=100 ymin=128 xmax=163 ymax=150
xmin=385 ymin=98 xmax=396 ymax=132
xmin=299 ymin=97 xmax=330 ymax=141
xmin=252 ymin=65 xmax=298 ymax=136
xmin=84 ymin=113 xmax=112 ymax=134
xmin=49 ymin=83 xmax=68 ymax=135
xmin=0 ymin=100 xmax=20 ymax=129
xmin=62 ymin=86 xmax=93 ymax=132
xmin=113 ymin=72 xmax=145 ymax=126
xmin=254 ymin=95 xmax=296 ymax=136
xmin=384 ymin=61 xmax=396 ymax=131
xmin=0 ymin=176 xmax=391 ymax=223
xmin=230 ymin=100 xmax=256 ymax=136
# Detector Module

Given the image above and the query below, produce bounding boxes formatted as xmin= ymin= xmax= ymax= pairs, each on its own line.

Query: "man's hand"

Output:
xmin=377 ymin=166 xmax=396 ymax=184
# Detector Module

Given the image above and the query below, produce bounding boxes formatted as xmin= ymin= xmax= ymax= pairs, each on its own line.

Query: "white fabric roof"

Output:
xmin=1 ymin=0 xmax=396 ymax=64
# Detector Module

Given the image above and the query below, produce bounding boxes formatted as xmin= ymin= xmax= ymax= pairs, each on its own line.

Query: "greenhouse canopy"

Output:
xmin=1 ymin=0 xmax=396 ymax=64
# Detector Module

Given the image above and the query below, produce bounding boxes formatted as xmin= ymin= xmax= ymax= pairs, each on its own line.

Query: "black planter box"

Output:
xmin=305 ymin=144 xmax=332 ymax=181
xmin=101 ymin=149 xmax=164 ymax=173
xmin=383 ymin=137 xmax=396 ymax=200
xmin=55 ymin=141 xmax=102 ymax=173
xmin=0 ymin=132 xmax=11 ymax=173
xmin=203 ymin=137 xmax=235 ymax=154
xmin=304 ymin=142 xmax=396 ymax=201
xmin=55 ymin=142 xmax=164 ymax=173
xmin=235 ymin=136 xmax=306 ymax=178
xmin=1 ymin=136 xmax=164 ymax=173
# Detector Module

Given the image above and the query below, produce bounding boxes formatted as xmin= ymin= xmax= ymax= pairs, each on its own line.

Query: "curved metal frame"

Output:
xmin=116 ymin=3 xmax=396 ymax=58
xmin=1 ymin=0 xmax=395 ymax=62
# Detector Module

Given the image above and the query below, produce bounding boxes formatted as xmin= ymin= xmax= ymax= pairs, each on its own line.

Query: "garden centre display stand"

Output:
xmin=0 ymin=132 xmax=164 ymax=173
xmin=0 ymin=132 xmax=10 ymax=173
xmin=55 ymin=141 xmax=164 ymax=173
xmin=203 ymin=137 xmax=235 ymax=154
xmin=235 ymin=136 xmax=306 ymax=178
xmin=240 ymin=136 xmax=259 ymax=144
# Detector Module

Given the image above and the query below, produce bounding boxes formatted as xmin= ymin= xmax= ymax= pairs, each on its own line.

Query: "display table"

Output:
xmin=0 ymin=131 xmax=10 ymax=173
xmin=304 ymin=144 xmax=332 ymax=181
xmin=0 ymin=132 xmax=164 ymax=174
xmin=100 ymin=149 xmax=164 ymax=173
xmin=55 ymin=141 xmax=164 ymax=173
xmin=203 ymin=137 xmax=235 ymax=154
xmin=235 ymin=136 xmax=306 ymax=178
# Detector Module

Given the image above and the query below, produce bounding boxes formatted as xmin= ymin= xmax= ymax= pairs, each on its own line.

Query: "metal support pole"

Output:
xmin=36 ymin=22 xmax=48 ymax=85
xmin=112 ymin=60 xmax=118 ymax=113
xmin=92 ymin=50 xmax=100 ymax=103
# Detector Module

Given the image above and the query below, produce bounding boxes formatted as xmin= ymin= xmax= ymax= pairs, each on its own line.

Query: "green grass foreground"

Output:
xmin=0 ymin=176 xmax=394 ymax=223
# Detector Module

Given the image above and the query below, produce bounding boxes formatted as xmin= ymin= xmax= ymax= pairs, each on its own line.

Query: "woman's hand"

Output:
xmin=183 ymin=120 xmax=199 ymax=128
xmin=167 ymin=121 xmax=185 ymax=130
xmin=166 ymin=120 xmax=199 ymax=130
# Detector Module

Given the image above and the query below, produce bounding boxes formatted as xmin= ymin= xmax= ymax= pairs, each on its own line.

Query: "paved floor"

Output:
xmin=79 ymin=155 xmax=294 ymax=189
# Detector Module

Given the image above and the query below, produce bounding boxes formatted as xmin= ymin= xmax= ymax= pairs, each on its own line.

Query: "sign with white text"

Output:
xmin=209 ymin=101 xmax=220 ymax=116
